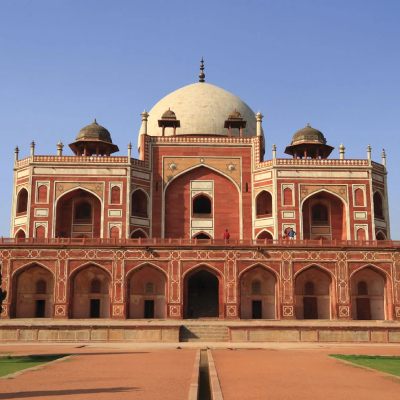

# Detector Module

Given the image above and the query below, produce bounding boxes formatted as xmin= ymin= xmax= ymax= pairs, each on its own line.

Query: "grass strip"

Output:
xmin=330 ymin=354 xmax=400 ymax=377
xmin=0 ymin=354 xmax=66 ymax=377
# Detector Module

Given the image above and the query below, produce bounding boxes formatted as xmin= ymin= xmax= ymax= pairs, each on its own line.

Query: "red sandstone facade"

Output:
xmin=1 ymin=71 xmax=399 ymax=322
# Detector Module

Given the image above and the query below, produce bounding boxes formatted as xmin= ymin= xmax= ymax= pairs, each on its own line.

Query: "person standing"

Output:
xmin=287 ymin=227 xmax=296 ymax=240
xmin=223 ymin=228 xmax=230 ymax=243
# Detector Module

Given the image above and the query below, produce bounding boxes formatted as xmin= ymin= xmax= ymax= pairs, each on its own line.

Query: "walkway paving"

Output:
xmin=213 ymin=346 xmax=400 ymax=400
xmin=0 ymin=345 xmax=196 ymax=400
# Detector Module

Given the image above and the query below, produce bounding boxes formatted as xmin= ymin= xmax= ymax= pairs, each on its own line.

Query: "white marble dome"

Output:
xmin=144 ymin=82 xmax=257 ymax=138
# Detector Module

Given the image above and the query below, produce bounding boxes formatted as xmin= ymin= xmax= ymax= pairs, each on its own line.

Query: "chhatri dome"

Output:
xmin=139 ymin=60 xmax=257 ymax=144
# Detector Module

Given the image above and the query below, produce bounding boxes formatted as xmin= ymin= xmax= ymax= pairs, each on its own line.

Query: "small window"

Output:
xmin=192 ymin=195 xmax=212 ymax=217
xmin=304 ymin=281 xmax=315 ymax=295
xmin=36 ymin=279 xmax=47 ymax=294
xmin=357 ymin=281 xmax=368 ymax=295
xmin=90 ymin=279 xmax=101 ymax=293
xmin=251 ymin=280 xmax=261 ymax=295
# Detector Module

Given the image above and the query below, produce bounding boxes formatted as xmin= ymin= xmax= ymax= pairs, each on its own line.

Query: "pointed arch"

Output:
xmin=239 ymin=264 xmax=277 ymax=319
xmin=130 ymin=228 xmax=148 ymax=238
xmin=376 ymin=230 xmax=386 ymax=240
xmin=131 ymin=188 xmax=149 ymax=218
xmin=256 ymin=230 xmax=273 ymax=240
xmin=373 ymin=191 xmax=384 ymax=219
xmin=301 ymin=189 xmax=348 ymax=240
xmin=16 ymin=188 xmax=28 ymax=214
xmin=255 ymin=190 xmax=273 ymax=218
xmin=294 ymin=264 xmax=334 ymax=319
xmin=11 ymin=263 xmax=54 ymax=318
xmin=110 ymin=186 xmax=121 ymax=204
xmin=15 ymin=229 xmax=26 ymax=239
xmin=126 ymin=262 xmax=167 ymax=319
xmin=193 ymin=231 xmax=212 ymax=239
xmin=37 ymin=185 xmax=48 ymax=203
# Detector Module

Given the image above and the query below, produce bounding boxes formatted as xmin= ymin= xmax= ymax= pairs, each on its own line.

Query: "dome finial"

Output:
xmin=199 ymin=57 xmax=205 ymax=82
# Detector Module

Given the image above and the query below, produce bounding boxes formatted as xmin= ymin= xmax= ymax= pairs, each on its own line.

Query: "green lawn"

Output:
xmin=0 ymin=355 xmax=65 ymax=377
xmin=330 ymin=354 xmax=400 ymax=377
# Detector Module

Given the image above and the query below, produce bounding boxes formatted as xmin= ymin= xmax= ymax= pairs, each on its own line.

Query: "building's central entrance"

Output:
xmin=186 ymin=270 xmax=219 ymax=318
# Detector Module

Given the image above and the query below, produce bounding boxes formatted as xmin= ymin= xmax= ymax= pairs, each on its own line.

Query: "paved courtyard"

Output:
xmin=0 ymin=343 xmax=399 ymax=399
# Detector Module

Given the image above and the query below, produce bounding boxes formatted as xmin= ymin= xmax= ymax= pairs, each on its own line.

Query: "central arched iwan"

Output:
xmin=165 ymin=166 xmax=239 ymax=238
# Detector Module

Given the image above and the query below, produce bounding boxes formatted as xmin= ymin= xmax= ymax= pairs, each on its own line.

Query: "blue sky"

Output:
xmin=0 ymin=0 xmax=399 ymax=237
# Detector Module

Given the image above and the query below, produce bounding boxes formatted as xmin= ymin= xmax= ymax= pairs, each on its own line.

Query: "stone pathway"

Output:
xmin=0 ymin=346 xmax=195 ymax=400
xmin=213 ymin=346 xmax=400 ymax=400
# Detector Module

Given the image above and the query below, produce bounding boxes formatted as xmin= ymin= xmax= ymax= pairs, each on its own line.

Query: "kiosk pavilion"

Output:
xmin=1 ymin=62 xmax=400 ymax=343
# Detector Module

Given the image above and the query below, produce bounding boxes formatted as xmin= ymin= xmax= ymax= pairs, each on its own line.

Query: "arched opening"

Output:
xmin=193 ymin=232 xmax=211 ymax=239
xmin=240 ymin=266 xmax=276 ymax=319
xmin=131 ymin=190 xmax=148 ymax=218
xmin=37 ymin=185 xmax=48 ymax=203
xmin=192 ymin=194 xmax=212 ymax=217
xmin=15 ymin=229 xmax=26 ymax=239
xmin=109 ymin=226 xmax=120 ymax=239
xmin=12 ymin=264 xmax=54 ymax=318
xmin=356 ymin=228 xmax=366 ymax=241
xmin=55 ymin=189 xmax=101 ymax=238
xmin=71 ymin=265 xmax=111 ymax=318
xmin=295 ymin=266 xmax=332 ymax=319
xmin=376 ymin=231 xmax=386 ymax=240
xmin=165 ymin=166 xmax=240 ymax=239
xmin=35 ymin=225 xmax=46 ymax=239
xmin=257 ymin=230 xmax=273 ymax=240
xmin=127 ymin=265 xmax=166 ymax=318
xmin=351 ymin=266 xmax=386 ymax=320
xmin=354 ymin=188 xmax=364 ymax=206
xmin=256 ymin=191 xmax=272 ymax=218
xmin=185 ymin=268 xmax=220 ymax=318
xmin=302 ymin=191 xmax=347 ymax=240
xmin=16 ymin=189 xmax=28 ymax=214
xmin=373 ymin=192 xmax=384 ymax=219
xmin=110 ymin=186 xmax=121 ymax=204
xmin=130 ymin=229 xmax=147 ymax=239
xmin=283 ymin=187 xmax=293 ymax=206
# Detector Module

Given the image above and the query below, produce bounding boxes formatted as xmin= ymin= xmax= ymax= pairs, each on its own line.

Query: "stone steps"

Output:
xmin=180 ymin=325 xmax=230 ymax=342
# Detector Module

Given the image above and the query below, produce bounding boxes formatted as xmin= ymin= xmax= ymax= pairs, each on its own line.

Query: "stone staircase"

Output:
xmin=180 ymin=324 xmax=230 ymax=342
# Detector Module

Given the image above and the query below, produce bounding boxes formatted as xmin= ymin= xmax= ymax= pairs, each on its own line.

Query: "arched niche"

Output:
xmin=257 ymin=230 xmax=273 ymax=240
xmin=240 ymin=266 xmax=276 ymax=319
xmin=12 ymin=264 xmax=54 ymax=318
xmin=302 ymin=191 xmax=347 ymax=240
xmin=193 ymin=232 xmax=211 ymax=239
xmin=130 ymin=229 xmax=148 ymax=239
xmin=354 ymin=188 xmax=364 ymax=206
xmin=131 ymin=189 xmax=148 ymax=218
xmin=55 ymin=189 xmax=101 ymax=238
xmin=373 ymin=192 xmax=384 ymax=220
xmin=16 ymin=188 xmax=28 ymax=214
xmin=110 ymin=186 xmax=121 ymax=204
xmin=184 ymin=267 xmax=222 ymax=318
xmin=376 ymin=231 xmax=386 ymax=240
xmin=109 ymin=226 xmax=120 ymax=239
xmin=15 ymin=229 xmax=26 ymax=239
xmin=295 ymin=266 xmax=332 ymax=319
xmin=127 ymin=264 xmax=166 ymax=318
xmin=351 ymin=266 xmax=386 ymax=320
xmin=70 ymin=265 xmax=111 ymax=318
xmin=255 ymin=191 xmax=272 ymax=218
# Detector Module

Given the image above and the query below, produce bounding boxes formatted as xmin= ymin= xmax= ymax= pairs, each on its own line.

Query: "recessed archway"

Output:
xmin=70 ymin=264 xmax=111 ymax=318
xmin=184 ymin=267 xmax=221 ymax=318
xmin=240 ymin=265 xmax=276 ymax=319
xmin=257 ymin=230 xmax=273 ymax=240
xmin=295 ymin=266 xmax=332 ymax=319
xmin=12 ymin=264 xmax=54 ymax=318
xmin=55 ymin=189 xmax=101 ymax=238
xmin=127 ymin=264 xmax=167 ymax=319
xmin=351 ymin=266 xmax=386 ymax=320
xmin=302 ymin=191 xmax=347 ymax=240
